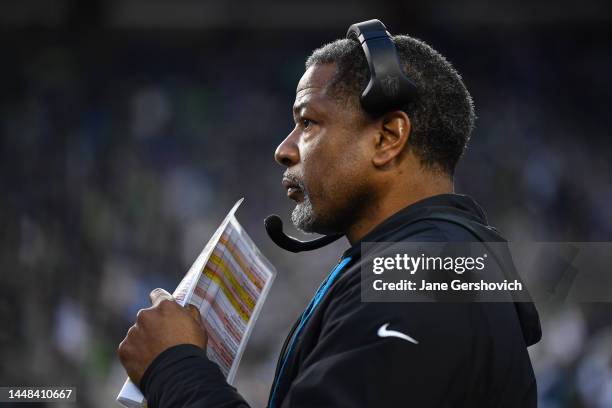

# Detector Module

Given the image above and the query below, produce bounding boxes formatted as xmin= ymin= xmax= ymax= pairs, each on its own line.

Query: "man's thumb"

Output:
xmin=149 ymin=288 xmax=173 ymax=306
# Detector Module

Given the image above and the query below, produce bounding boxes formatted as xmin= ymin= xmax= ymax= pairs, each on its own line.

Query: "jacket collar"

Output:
xmin=342 ymin=193 xmax=488 ymax=259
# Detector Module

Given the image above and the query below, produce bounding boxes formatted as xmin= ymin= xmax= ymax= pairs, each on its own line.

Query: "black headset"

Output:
xmin=346 ymin=19 xmax=417 ymax=115
xmin=266 ymin=19 xmax=416 ymax=252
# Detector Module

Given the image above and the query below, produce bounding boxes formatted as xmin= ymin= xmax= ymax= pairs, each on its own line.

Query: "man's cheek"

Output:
xmin=300 ymin=132 xmax=329 ymax=168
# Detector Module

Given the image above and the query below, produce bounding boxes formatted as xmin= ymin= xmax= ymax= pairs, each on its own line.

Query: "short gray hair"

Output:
xmin=306 ymin=35 xmax=475 ymax=175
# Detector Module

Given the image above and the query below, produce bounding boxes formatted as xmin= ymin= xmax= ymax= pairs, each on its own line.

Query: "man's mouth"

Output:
xmin=282 ymin=177 xmax=305 ymax=201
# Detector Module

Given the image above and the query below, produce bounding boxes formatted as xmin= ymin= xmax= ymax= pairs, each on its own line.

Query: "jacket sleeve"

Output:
xmin=278 ymin=281 xmax=480 ymax=407
xmin=140 ymin=344 xmax=250 ymax=408
xmin=140 ymin=293 xmax=479 ymax=408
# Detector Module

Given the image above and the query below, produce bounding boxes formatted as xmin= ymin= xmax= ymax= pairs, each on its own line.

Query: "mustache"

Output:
xmin=283 ymin=171 xmax=307 ymax=192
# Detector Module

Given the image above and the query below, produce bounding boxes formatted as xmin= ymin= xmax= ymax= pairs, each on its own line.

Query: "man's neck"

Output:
xmin=345 ymin=176 xmax=454 ymax=245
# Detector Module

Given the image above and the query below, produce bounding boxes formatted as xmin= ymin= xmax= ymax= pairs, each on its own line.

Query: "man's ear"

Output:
xmin=371 ymin=110 xmax=411 ymax=168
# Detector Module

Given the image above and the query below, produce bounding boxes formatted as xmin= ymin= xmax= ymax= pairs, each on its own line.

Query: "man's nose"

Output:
xmin=274 ymin=130 xmax=300 ymax=167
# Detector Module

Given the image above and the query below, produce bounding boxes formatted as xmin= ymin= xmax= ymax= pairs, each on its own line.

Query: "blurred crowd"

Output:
xmin=1 ymin=13 xmax=611 ymax=408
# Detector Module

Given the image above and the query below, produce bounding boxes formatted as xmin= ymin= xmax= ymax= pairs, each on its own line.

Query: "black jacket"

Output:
xmin=140 ymin=194 xmax=542 ymax=407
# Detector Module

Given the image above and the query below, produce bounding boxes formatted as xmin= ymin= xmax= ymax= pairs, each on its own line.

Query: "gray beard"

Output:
xmin=291 ymin=193 xmax=316 ymax=233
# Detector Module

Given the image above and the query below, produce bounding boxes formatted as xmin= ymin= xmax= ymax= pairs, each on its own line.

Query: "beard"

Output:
xmin=291 ymin=192 xmax=316 ymax=233
xmin=284 ymin=171 xmax=317 ymax=232
xmin=285 ymin=170 xmax=369 ymax=236
xmin=289 ymin=179 xmax=356 ymax=235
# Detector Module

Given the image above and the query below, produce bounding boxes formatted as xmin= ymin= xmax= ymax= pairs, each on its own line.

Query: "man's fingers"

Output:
xmin=186 ymin=304 xmax=203 ymax=324
xmin=149 ymin=288 xmax=174 ymax=306
xmin=186 ymin=304 xmax=208 ymax=348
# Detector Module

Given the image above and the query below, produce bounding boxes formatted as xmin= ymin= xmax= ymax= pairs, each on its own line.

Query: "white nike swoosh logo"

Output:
xmin=377 ymin=323 xmax=419 ymax=344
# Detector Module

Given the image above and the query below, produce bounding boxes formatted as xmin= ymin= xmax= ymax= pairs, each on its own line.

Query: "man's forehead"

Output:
xmin=294 ymin=64 xmax=337 ymax=112
xmin=296 ymin=63 xmax=336 ymax=96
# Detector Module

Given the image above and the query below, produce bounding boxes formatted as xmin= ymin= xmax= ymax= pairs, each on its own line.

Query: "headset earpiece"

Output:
xmin=346 ymin=19 xmax=417 ymax=115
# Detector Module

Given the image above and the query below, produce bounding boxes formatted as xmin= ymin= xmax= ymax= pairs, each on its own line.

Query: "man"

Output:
xmin=118 ymin=27 xmax=541 ymax=407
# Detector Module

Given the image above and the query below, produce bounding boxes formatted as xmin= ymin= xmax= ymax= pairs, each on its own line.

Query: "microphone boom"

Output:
xmin=264 ymin=215 xmax=343 ymax=252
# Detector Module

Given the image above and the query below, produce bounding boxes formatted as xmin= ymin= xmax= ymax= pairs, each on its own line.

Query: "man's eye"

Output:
xmin=302 ymin=119 xmax=314 ymax=129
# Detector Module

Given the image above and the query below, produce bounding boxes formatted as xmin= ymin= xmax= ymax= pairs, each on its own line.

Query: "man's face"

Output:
xmin=275 ymin=63 xmax=374 ymax=235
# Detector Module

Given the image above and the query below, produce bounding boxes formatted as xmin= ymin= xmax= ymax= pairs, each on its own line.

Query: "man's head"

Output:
xmin=275 ymin=34 xmax=475 ymax=236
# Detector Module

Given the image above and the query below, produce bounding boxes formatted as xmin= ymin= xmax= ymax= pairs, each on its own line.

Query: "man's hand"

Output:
xmin=118 ymin=288 xmax=208 ymax=386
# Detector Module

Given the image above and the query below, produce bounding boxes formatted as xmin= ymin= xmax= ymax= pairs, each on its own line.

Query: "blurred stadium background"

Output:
xmin=1 ymin=0 xmax=611 ymax=407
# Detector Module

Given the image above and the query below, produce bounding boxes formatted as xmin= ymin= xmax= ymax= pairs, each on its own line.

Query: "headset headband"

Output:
xmin=346 ymin=19 xmax=416 ymax=115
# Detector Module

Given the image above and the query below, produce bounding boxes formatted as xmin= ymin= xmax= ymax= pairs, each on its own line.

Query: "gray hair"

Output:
xmin=306 ymin=35 xmax=475 ymax=175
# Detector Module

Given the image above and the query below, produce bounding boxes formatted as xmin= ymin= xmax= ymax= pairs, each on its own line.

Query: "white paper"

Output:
xmin=117 ymin=199 xmax=276 ymax=407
